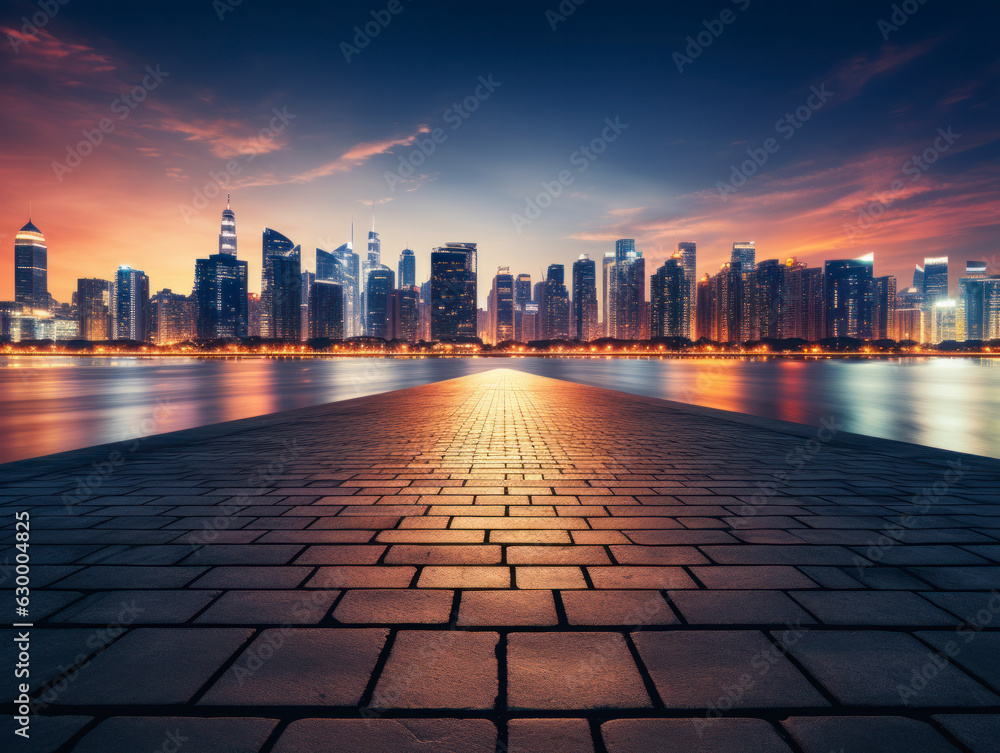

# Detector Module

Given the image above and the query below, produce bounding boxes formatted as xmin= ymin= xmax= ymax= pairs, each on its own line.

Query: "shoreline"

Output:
xmin=2 ymin=351 xmax=999 ymax=360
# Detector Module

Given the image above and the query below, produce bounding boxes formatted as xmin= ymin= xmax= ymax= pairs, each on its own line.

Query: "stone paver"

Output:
xmin=4 ymin=369 xmax=999 ymax=751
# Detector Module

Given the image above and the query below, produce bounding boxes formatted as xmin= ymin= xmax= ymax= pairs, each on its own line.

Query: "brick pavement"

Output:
xmin=2 ymin=368 xmax=999 ymax=752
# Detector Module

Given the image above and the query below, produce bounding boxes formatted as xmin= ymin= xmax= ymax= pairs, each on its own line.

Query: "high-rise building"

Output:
xmin=912 ymin=264 xmax=925 ymax=293
xmin=268 ymin=247 xmax=301 ymax=341
xmin=696 ymin=274 xmax=712 ymax=340
xmin=732 ymin=242 xmax=756 ymax=273
xmin=194 ymin=252 xmax=248 ymax=339
xmin=751 ymin=259 xmax=784 ymax=340
xmin=300 ymin=271 xmax=315 ymax=341
xmin=219 ymin=194 xmax=237 ymax=256
xmin=334 ymin=242 xmax=360 ymax=338
xmin=398 ymin=248 xmax=416 ymax=290
xmin=540 ymin=264 xmax=570 ymax=339
xmin=491 ymin=268 xmax=515 ymax=343
xmin=248 ymin=293 xmax=261 ymax=337
xmin=366 ymin=266 xmax=395 ymax=339
xmin=931 ymin=300 xmax=958 ymax=343
xmin=14 ymin=219 xmax=48 ymax=312
xmin=77 ymin=278 xmax=110 ymax=341
xmin=873 ymin=275 xmax=897 ymax=341
xmin=707 ymin=262 xmax=742 ymax=343
xmin=309 ymin=280 xmax=344 ymax=340
xmin=615 ymin=238 xmax=635 ymax=263
xmin=571 ymin=255 xmax=598 ymax=341
xmin=261 ymin=228 xmax=296 ymax=338
xmin=111 ymin=266 xmax=150 ymax=341
xmin=824 ymin=254 xmax=874 ymax=339
xmin=151 ymin=289 xmax=196 ymax=345
xmin=615 ymin=251 xmax=645 ymax=339
xmin=650 ymin=257 xmax=686 ymax=338
xmin=514 ymin=273 xmax=531 ymax=342
xmin=677 ymin=242 xmax=696 ymax=338
xmin=316 ymin=248 xmax=338 ymax=282
xmin=922 ymin=256 xmax=949 ymax=309
xmin=956 ymin=261 xmax=1000 ymax=341
xmin=430 ymin=243 xmax=477 ymax=341
xmin=779 ymin=260 xmax=824 ymax=341
xmin=601 ymin=251 xmax=615 ymax=337
xmin=390 ymin=286 xmax=419 ymax=342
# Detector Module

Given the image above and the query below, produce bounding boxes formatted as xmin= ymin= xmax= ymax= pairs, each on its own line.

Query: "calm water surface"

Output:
xmin=0 ymin=356 xmax=998 ymax=463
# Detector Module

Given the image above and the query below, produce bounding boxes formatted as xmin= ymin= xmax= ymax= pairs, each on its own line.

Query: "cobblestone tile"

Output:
xmin=371 ymin=630 xmax=499 ymax=709
xmin=199 ymin=628 xmax=388 ymax=705
xmin=272 ymin=719 xmax=497 ymax=753
xmin=507 ymin=632 xmax=651 ymax=709
xmin=601 ymin=718 xmax=793 ymax=753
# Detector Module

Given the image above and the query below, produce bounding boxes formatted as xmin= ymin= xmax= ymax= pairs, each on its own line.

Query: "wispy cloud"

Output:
xmin=289 ymin=125 xmax=432 ymax=183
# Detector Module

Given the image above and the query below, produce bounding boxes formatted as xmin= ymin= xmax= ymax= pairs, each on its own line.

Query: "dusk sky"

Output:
xmin=2 ymin=0 xmax=998 ymax=306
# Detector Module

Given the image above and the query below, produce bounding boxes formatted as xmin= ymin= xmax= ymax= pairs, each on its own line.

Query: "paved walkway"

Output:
xmin=3 ymin=369 xmax=999 ymax=752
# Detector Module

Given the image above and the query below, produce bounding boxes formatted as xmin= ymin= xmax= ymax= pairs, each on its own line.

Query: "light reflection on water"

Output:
xmin=0 ymin=356 xmax=997 ymax=463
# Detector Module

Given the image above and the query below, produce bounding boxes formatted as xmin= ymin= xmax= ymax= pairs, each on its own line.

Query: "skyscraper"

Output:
xmin=260 ymin=228 xmax=296 ymax=338
xmin=824 ymin=254 xmax=874 ymax=339
xmin=77 ymin=278 xmax=110 ymax=341
xmin=430 ymin=243 xmax=477 ymax=341
xmin=219 ymin=194 xmax=236 ymax=256
xmin=491 ymin=268 xmax=515 ymax=343
xmin=111 ymin=266 xmax=150 ymax=341
xmin=677 ymin=242 xmax=697 ymax=339
xmin=391 ymin=287 xmax=419 ymax=342
xmin=514 ymin=273 xmax=531 ymax=341
xmin=956 ymin=261 xmax=1000 ymax=341
xmin=194 ymin=252 xmax=248 ymax=339
xmin=602 ymin=251 xmax=615 ymax=337
xmin=615 ymin=238 xmax=635 ymax=263
xmin=912 ymin=264 xmax=925 ymax=296
xmin=300 ymin=271 xmax=315 ymax=341
xmin=366 ymin=266 xmax=394 ymax=338
xmin=751 ymin=259 xmax=784 ymax=340
xmin=780 ymin=260 xmax=824 ymax=341
xmin=613 ymin=250 xmax=645 ymax=339
xmin=267 ymin=244 xmax=301 ymax=341
xmin=398 ymin=248 xmax=416 ymax=289
xmin=542 ymin=264 xmax=570 ymax=340
xmin=922 ymin=256 xmax=949 ymax=309
xmin=309 ymin=280 xmax=344 ymax=340
xmin=572 ymin=254 xmax=598 ymax=341
xmin=873 ymin=275 xmax=897 ymax=341
xmin=316 ymin=248 xmax=338 ymax=282
xmin=696 ymin=273 xmax=712 ymax=340
xmin=14 ymin=219 xmax=48 ymax=311
xmin=151 ymin=289 xmax=196 ymax=344
xmin=650 ymin=257 xmax=686 ymax=338
xmin=732 ymin=241 xmax=756 ymax=272
xmin=334 ymin=241 xmax=360 ymax=338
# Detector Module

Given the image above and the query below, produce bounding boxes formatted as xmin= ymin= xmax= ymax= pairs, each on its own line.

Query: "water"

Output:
xmin=0 ymin=356 xmax=998 ymax=463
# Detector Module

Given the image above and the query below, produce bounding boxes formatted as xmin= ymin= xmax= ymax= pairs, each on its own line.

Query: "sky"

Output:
xmin=1 ymin=0 xmax=998 ymax=307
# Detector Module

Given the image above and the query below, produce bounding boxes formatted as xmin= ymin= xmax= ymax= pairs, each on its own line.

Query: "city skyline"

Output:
xmin=1 ymin=1 xmax=998 ymax=306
